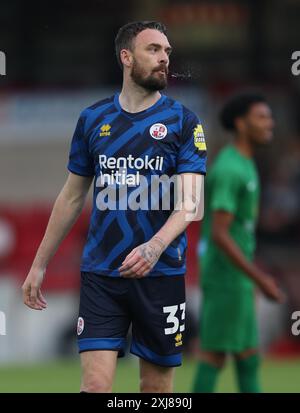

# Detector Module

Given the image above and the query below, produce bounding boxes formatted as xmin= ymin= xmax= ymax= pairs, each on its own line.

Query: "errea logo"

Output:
xmin=99 ymin=124 xmax=111 ymax=137
xmin=175 ymin=333 xmax=183 ymax=347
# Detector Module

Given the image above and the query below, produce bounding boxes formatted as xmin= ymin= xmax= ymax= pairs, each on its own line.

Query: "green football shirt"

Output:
xmin=201 ymin=145 xmax=260 ymax=291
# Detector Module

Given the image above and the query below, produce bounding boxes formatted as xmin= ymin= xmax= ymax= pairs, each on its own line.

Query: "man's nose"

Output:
xmin=159 ymin=51 xmax=169 ymax=64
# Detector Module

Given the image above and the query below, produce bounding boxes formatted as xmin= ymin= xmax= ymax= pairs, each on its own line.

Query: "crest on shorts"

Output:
xmin=77 ymin=317 xmax=84 ymax=335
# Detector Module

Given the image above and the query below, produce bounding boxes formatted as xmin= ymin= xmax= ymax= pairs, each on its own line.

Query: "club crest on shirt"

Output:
xmin=149 ymin=123 xmax=168 ymax=140
xmin=193 ymin=124 xmax=206 ymax=150
xmin=77 ymin=317 xmax=84 ymax=335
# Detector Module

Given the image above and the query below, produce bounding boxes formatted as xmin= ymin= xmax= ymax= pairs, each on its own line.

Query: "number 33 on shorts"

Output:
xmin=163 ymin=303 xmax=186 ymax=335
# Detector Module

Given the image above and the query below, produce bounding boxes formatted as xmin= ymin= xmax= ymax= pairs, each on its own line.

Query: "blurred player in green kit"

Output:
xmin=193 ymin=93 xmax=285 ymax=393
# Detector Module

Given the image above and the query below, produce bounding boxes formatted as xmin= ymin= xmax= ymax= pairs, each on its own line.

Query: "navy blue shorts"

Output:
xmin=77 ymin=272 xmax=186 ymax=367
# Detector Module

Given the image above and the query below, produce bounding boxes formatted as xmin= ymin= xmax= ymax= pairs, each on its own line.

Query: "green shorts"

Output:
xmin=200 ymin=286 xmax=258 ymax=353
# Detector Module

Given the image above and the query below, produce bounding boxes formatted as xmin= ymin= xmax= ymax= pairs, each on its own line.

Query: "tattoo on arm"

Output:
xmin=151 ymin=236 xmax=166 ymax=251
xmin=140 ymin=244 xmax=160 ymax=264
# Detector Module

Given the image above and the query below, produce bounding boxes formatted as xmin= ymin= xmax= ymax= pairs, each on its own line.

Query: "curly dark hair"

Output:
xmin=220 ymin=93 xmax=267 ymax=131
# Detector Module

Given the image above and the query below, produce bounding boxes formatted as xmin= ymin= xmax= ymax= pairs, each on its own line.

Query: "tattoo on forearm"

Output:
xmin=151 ymin=236 xmax=166 ymax=251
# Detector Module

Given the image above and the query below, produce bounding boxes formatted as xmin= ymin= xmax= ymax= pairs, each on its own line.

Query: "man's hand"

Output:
xmin=256 ymin=273 xmax=285 ymax=303
xmin=21 ymin=173 xmax=93 ymax=311
xmin=119 ymin=237 xmax=166 ymax=278
xmin=22 ymin=268 xmax=47 ymax=310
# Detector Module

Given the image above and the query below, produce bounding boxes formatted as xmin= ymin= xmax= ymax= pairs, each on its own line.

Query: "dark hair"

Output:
xmin=115 ymin=21 xmax=167 ymax=69
xmin=220 ymin=93 xmax=267 ymax=131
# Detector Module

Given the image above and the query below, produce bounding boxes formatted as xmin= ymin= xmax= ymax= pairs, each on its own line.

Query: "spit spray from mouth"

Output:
xmin=170 ymin=71 xmax=192 ymax=80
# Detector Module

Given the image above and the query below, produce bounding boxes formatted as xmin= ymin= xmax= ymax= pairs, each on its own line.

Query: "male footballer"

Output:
xmin=22 ymin=21 xmax=207 ymax=393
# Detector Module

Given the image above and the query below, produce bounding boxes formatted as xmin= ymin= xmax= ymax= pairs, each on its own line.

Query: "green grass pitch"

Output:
xmin=0 ymin=356 xmax=299 ymax=393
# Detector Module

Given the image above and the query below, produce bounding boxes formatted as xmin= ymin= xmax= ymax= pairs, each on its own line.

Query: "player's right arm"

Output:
xmin=212 ymin=208 xmax=284 ymax=303
xmin=22 ymin=172 xmax=93 ymax=310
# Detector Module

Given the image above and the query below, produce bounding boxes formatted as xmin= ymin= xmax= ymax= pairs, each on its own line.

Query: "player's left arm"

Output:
xmin=119 ymin=172 xmax=204 ymax=278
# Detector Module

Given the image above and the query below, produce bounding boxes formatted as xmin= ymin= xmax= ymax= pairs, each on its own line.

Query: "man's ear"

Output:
xmin=235 ymin=116 xmax=246 ymax=133
xmin=120 ymin=49 xmax=133 ymax=68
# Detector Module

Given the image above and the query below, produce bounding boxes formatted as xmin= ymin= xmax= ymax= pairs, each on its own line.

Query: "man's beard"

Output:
xmin=130 ymin=60 xmax=168 ymax=91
